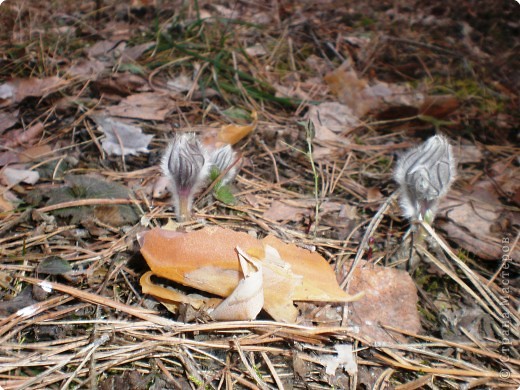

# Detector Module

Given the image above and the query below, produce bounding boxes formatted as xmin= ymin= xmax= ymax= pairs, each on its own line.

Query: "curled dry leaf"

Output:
xmin=92 ymin=115 xmax=153 ymax=156
xmin=209 ymin=247 xmax=264 ymax=321
xmin=139 ymin=226 xmax=361 ymax=322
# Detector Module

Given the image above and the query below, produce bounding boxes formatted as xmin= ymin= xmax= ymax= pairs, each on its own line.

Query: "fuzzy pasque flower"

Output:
xmin=394 ymin=134 xmax=456 ymax=224
xmin=161 ymin=133 xmax=210 ymax=221
xmin=209 ymin=144 xmax=239 ymax=185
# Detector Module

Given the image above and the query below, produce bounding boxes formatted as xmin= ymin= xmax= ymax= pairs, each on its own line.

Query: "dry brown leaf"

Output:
xmin=166 ymin=74 xmax=194 ymax=93
xmin=325 ymin=65 xmax=372 ymax=117
xmin=308 ymin=102 xmax=359 ymax=143
xmin=325 ymin=62 xmax=425 ymax=118
xmin=0 ymin=186 xmax=20 ymax=213
xmin=419 ymin=95 xmax=459 ymax=118
xmin=92 ymin=115 xmax=153 ymax=155
xmin=258 ymin=236 xmax=358 ymax=303
xmin=0 ymin=77 xmax=66 ymax=107
xmin=139 ymin=226 xmax=360 ymax=323
xmin=67 ymin=58 xmax=106 ymax=79
xmin=263 ymin=200 xmax=308 ymax=222
xmin=17 ymin=144 xmax=53 ymax=163
xmin=437 ymin=195 xmax=519 ymax=260
xmin=140 ymin=227 xmax=260 ymax=296
xmin=0 ymin=151 xmax=19 ymax=167
xmin=3 ymin=122 xmax=44 ymax=148
xmin=0 ymin=110 xmax=18 ymax=134
xmin=91 ymin=73 xmax=149 ymax=97
xmin=345 ymin=260 xmax=421 ymax=343
xmin=86 ymin=40 xmax=152 ymax=65
xmin=0 ymin=194 xmax=15 ymax=213
xmin=217 ymin=110 xmax=257 ymax=145
xmin=366 ymin=187 xmax=384 ymax=203
xmin=107 ymin=93 xmax=175 ymax=121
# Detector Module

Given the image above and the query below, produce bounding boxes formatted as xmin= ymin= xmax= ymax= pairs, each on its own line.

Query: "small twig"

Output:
xmin=258 ymin=139 xmax=280 ymax=184
xmin=420 ymin=221 xmax=519 ymax=336
xmin=59 ymin=333 xmax=109 ymax=390
xmin=341 ymin=192 xmax=398 ymax=289
xmin=37 ymin=198 xmax=140 ymax=213
xmin=261 ymin=351 xmax=284 ymax=389
xmin=19 ymin=276 xmax=178 ymax=327
xmin=20 ymin=333 xmax=109 ymax=390
xmin=232 ymin=338 xmax=269 ymax=390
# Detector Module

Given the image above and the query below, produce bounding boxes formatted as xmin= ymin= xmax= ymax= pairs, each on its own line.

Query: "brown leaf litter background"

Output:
xmin=0 ymin=0 xmax=518 ymax=389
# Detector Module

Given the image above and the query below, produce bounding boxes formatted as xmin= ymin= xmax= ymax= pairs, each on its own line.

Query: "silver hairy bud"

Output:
xmin=394 ymin=134 xmax=456 ymax=223
xmin=209 ymin=144 xmax=239 ymax=185
xmin=161 ymin=133 xmax=210 ymax=221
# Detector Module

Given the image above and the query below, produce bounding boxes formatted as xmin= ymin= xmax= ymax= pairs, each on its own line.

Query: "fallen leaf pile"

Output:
xmin=139 ymin=226 xmax=361 ymax=323
xmin=139 ymin=226 xmax=422 ymax=343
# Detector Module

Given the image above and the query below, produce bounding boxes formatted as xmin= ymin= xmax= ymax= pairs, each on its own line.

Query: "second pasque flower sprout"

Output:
xmin=209 ymin=144 xmax=239 ymax=185
xmin=394 ymin=134 xmax=456 ymax=224
xmin=161 ymin=133 xmax=210 ymax=222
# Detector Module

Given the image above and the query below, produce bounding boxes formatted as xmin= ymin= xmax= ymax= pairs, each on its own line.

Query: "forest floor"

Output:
xmin=0 ymin=0 xmax=518 ymax=389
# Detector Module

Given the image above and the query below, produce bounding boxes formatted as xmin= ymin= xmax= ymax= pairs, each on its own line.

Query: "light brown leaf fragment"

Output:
xmin=437 ymin=196 xmax=520 ymax=260
xmin=259 ymin=236 xmax=360 ymax=303
xmin=67 ymin=58 xmax=106 ymax=79
xmin=325 ymin=62 xmax=424 ymax=118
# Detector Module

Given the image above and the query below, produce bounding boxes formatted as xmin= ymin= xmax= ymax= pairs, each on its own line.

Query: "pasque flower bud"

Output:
xmin=161 ymin=133 xmax=210 ymax=221
xmin=394 ymin=134 xmax=456 ymax=223
xmin=209 ymin=144 xmax=239 ymax=185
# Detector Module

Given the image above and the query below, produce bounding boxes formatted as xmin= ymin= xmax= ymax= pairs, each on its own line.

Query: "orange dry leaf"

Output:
xmin=217 ymin=111 xmax=257 ymax=145
xmin=139 ymin=226 xmax=361 ymax=322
